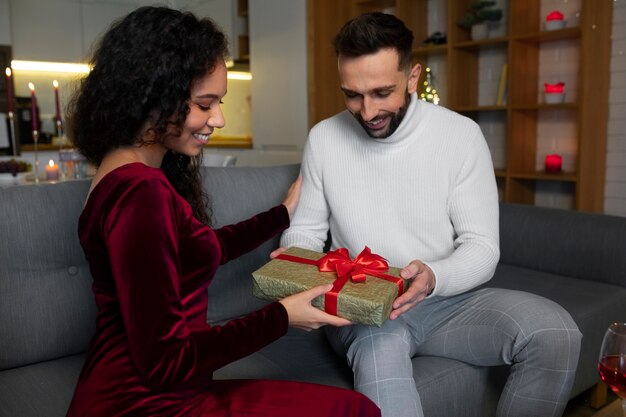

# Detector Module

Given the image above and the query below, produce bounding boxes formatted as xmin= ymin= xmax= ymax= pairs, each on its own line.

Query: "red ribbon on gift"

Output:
xmin=544 ymin=82 xmax=565 ymax=93
xmin=546 ymin=11 xmax=564 ymax=21
xmin=276 ymin=246 xmax=405 ymax=316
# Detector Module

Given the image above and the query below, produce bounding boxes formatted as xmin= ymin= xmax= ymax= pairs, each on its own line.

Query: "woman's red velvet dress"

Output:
xmin=66 ymin=163 xmax=379 ymax=417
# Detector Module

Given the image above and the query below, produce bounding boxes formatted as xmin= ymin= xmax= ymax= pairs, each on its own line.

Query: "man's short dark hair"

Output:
xmin=333 ymin=12 xmax=414 ymax=71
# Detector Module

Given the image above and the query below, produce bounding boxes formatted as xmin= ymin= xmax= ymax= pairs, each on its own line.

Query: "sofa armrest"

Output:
xmin=499 ymin=203 xmax=626 ymax=288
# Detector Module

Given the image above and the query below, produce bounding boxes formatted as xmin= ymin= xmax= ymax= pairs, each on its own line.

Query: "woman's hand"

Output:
xmin=282 ymin=176 xmax=302 ymax=219
xmin=279 ymin=284 xmax=352 ymax=331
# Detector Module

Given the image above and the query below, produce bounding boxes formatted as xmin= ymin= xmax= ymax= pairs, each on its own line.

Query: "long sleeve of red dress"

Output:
xmin=102 ymin=175 xmax=288 ymax=387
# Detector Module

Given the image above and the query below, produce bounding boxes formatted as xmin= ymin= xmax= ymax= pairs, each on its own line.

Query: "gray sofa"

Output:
xmin=1 ymin=164 xmax=625 ymax=417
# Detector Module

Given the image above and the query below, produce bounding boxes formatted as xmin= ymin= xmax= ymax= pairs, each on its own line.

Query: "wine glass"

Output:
xmin=598 ymin=322 xmax=626 ymax=416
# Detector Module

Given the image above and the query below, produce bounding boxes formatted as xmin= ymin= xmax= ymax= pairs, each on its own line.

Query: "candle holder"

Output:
xmin=33 ymin=130 xmax=39 ymax=184
xmin=545 ymin=11 xmax=566 ymax=31
xmin=544 ymin=82 xmax=565 ymax=104
xmin=7 ymin=111 xmax=18 ymax=156
xmin=55 ymin=119 xmax=64 ymax=137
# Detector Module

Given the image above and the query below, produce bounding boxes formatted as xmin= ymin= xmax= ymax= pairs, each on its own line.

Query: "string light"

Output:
xmin=419 ymin=67 xmax=440 ymax=105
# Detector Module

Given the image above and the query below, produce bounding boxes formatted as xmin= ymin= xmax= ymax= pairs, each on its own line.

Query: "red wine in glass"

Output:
xmin=598 ymin=354 xmax=626 ymax=398
xmin=598 ymin=323 xmax=626 ymax=416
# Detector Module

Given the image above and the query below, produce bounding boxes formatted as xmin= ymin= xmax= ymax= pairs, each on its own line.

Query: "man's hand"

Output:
xmin=390 ymin=260 xmax=435 ymax=320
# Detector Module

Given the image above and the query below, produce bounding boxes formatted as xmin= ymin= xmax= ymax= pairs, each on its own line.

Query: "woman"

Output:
xmin=65 ymin=6 xmax=380 ymax=417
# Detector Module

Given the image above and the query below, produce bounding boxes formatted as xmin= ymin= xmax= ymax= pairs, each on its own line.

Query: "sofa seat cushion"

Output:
xmin=489 ymin=263 xmax=626 ymax=396
xmin=215 ymin=327 xmax=502 ymax=417
xmin=0 ymin=353 xmax=85 ymax=417
xmin=214 ymin=327 xmax=354 ymax=388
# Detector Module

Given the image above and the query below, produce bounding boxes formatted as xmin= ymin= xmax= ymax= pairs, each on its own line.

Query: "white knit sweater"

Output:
xmin=281 ymin=94 xmax=500 ymax=297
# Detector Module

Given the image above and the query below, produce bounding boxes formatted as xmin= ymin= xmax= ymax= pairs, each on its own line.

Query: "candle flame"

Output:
xmin=5 ymin=67 xmax=11 ymax=77
xmin=53 ymin=80 xmax=59 ymax=88
xmin=28 ymin=82 xmax=35 ymax=92
xmin=48 ymin=160 xmax=55 ymax=167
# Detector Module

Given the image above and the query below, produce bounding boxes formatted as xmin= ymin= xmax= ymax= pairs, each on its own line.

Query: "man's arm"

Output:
xmin=392 ymin=125 xmax=500 ymax=318
xmin=426 ymin=126 xmax=501 ymax=296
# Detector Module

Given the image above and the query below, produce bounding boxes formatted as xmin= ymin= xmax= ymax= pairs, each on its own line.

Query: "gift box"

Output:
xmin=252 ymin=246 xmax=409 ymax=327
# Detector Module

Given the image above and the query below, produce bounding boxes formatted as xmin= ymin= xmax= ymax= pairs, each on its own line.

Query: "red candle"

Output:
xmin=28 ymin=82 xmax=38 ymax=132
xmin=5 ymin=68 xmax=14 ymax=114
xmin=545 ymin=154 xmax=562 ymax=172
xmin=53 ymin=80 xmax=61 ymax=122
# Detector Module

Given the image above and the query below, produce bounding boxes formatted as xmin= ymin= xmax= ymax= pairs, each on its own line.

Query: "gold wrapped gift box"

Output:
xmin=252 ymin=247 xmax=409 ymax=327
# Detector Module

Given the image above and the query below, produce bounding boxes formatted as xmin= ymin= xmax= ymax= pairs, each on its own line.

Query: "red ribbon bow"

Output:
xmin=318 ymin=246 xmax=389 ymax=282
xmin=276 ymin=246 xmax=404 ymax=317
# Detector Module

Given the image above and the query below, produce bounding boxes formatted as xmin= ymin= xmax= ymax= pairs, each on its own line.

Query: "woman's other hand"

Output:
xmin=279 ymin=284 xmax=352 ymax=331
xmin=282 ymin=175 xmax=302 ymax=219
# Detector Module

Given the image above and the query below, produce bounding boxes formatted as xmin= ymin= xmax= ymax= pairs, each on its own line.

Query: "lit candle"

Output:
xmin=45 ymin=159 xmax=59 ymax=181
xmin=53 ymin=80 xmax=61 ymax=123
xmin=28 ymin=83 xmax=39 ymax=133
xmin=545 ymin=154 xmax=562 ymax=173
xmin=5 ymin=68 xmax=14 ymax=114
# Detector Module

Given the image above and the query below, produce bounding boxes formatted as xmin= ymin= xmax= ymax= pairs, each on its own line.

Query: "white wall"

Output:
xmin=0 ymin=0 xmax=11 ymax=44
xmin=248 ymin=0 xmax=308 ymax=151
xmin=604 ymin=0 xmax=626 ymax=217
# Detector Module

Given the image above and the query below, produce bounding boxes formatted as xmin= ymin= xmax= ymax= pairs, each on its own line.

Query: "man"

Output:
xmin=279 ymin=12 xmax=582 ymax=417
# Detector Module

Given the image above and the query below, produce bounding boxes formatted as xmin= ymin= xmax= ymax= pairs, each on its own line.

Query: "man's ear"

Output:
xmin=408 ymin=63 xmax=422 ymax=94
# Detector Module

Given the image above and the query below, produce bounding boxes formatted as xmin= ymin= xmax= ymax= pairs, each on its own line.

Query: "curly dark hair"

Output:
xmin=67 ymin=6 xmax=229 ymax=225
xmin=333 ymin=12 xmax=414 ymax=72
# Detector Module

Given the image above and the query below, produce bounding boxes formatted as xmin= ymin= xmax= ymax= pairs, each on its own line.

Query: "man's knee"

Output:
xmin=326 ymin=321 xmax=413 ymax=366
xmin=502 ymin=292 xmax=582 ymax=366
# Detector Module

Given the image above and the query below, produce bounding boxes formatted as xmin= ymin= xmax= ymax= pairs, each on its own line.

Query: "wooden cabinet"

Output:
xmin=307 ymin=0 xmax=612 ymax=212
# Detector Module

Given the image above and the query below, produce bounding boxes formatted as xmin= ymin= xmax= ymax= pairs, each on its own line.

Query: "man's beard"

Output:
xmin=353 ymin=91 xmax=411 ymax=139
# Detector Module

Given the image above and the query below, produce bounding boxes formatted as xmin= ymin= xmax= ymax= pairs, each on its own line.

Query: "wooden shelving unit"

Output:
xmin=307 ymin=0 xmax=612 ymax=212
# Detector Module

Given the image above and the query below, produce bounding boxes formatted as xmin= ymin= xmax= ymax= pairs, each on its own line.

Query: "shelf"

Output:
xmin=453 ymin=105 xmax=507 ymax=113
xmin=413 ymin=44 xmax=447 ymax=57
xmin=513 ymin=27 xmax=580 ymax=44
xmin=510 ymin=103 xmax=579 ymax=111
xmin=353 ymin=0 xmax=394 ymax=7
xmin=509 ymin=171 xmax=577 ymax=182
xmin=453 ymin=37 xmax=508 ymax=50
xmin=205 ymin=135 xmax=252 ymax=149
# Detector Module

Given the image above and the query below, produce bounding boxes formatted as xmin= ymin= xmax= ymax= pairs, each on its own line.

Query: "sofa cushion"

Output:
xmin=0 ymin=181 xmax=96 ymax=371
xmin=201 ymin=164 xmax=301 ymax=323
xmin=489 ymin=263 xmax=626 ymax=396
xmin=499 ymin=203 xmax=626 ymax=288
xmin=0 ymin=353 xmax=85 ymax=417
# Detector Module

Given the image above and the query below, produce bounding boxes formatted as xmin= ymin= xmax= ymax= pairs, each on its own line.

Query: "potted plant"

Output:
xmin=457 ymin=0 xmax=503 ymax=40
